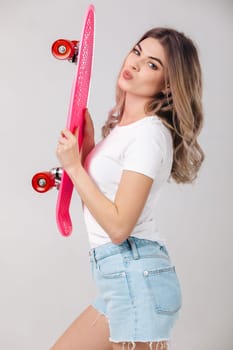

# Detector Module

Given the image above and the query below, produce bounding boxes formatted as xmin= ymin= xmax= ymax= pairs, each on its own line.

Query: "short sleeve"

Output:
xmin=122 ymin=128 xmax=165 ymax=180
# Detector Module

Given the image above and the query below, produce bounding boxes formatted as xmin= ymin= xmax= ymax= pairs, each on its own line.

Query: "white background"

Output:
xmin=0 ymin=0 xmax=232 ymax=349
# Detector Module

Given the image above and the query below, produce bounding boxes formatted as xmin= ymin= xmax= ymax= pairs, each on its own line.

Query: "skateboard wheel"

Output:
xmin=32 ymin=172 xmax=55 ymax=193
xmin=51 ymin=39 xmax=78 ymax=60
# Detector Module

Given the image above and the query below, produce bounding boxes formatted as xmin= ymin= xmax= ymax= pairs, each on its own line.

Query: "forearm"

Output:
xmin=66 ymin=164 xmax=122 ymax=243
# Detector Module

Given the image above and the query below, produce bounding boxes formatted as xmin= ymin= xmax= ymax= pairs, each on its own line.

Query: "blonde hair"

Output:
xmin=102 ymin=28 xmax=204 ymax=184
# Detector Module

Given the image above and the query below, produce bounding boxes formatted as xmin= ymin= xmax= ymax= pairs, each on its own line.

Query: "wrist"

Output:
xmin=65 ymin=161 xmax=83 ymax=178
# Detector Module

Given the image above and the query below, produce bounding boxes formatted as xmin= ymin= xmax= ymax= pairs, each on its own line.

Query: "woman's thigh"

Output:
xmin=50 ymin=305 xmax=112 ymax=350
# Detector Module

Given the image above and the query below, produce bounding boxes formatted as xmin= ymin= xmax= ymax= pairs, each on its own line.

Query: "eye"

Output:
xmin=132 ymin=47 xmax=140 ymax=56
xmin=148 ymin=62 xmax=158 ymax=70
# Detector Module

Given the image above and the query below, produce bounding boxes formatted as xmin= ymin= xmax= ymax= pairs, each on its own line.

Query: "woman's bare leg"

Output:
xmin=50 ymin=305 xmax=111 ymax=350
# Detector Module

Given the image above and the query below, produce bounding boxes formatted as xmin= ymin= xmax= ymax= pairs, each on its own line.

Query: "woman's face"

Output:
xmin=118 ymin=37 xmax=167 ymax=99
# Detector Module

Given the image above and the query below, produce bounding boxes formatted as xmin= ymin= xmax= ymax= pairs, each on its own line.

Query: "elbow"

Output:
xmin=111 ymin=236 xmax=125 ymax=245
xmin=109 ymin=226 xmax=132 ymax=245
xmin=104 ymin=209 xmax=135 ymax=245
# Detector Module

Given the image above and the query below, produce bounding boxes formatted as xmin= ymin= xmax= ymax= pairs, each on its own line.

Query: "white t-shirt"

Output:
xmin=83 ymin=115 xmax=173 ymax=248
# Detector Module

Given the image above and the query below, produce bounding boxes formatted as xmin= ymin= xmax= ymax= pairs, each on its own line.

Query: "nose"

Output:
xmin=131 ymin=59 xmax=140 ymax=72
xmin=131 ymin=63 xmax=140 ymax=71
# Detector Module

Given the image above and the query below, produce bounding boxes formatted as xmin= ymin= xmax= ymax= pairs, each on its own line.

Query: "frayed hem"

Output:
xmin=110 ymin=339 xmax=170 ymax=350
xmin=109 ymin=338 xmax=170 ymax=343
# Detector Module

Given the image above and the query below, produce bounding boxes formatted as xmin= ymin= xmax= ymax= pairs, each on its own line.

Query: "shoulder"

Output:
xmin=130 ymin=116 xmax=173 ymax=153
xmin=121 ymin=117 xmax=172 ymax=179
xmin=119 ymin=116 xmax=171 ymax=139
xmin=108 ymin=115 xmax=173 ymax=158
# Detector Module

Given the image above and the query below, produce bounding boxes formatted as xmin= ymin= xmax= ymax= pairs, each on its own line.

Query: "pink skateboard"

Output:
xmin=32 ymin=5 xmax=95 ymax=236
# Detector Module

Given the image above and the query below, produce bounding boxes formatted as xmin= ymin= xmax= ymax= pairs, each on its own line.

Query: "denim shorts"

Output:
xmin=89 ymin=237 xmax=182 ymax=343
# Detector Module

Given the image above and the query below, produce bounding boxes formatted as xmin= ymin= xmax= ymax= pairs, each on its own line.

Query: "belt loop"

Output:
xmin=127 ymin=237 xmax=139 ymax=260
xmin=93 ymin=248 xmax=98 ymax=264
xmin=90 ymin=248 xmax=97 ymax=264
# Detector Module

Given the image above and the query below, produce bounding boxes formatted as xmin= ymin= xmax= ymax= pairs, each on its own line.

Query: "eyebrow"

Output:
xmin=136 ymin=43 xmax=164 ymax=68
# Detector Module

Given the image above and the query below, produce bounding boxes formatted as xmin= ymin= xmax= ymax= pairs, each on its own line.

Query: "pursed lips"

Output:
xmin=122 ymin=69 xmax=133 ymax=80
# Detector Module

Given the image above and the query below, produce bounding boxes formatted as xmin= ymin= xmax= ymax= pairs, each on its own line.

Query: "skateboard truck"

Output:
xmin=32 ymin=167 xmax=63 ymax=193
xmin=51 ymin=39 xmax=80 ymax=63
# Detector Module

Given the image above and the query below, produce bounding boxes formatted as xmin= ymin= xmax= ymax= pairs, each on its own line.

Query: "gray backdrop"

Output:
xmin=0 ymin=0 xmax=232 ymax=349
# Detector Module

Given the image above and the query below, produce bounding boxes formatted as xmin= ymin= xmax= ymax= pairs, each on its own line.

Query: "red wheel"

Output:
xmin=51 ymin=39 xmax=75 ymax=60
xmin=32 ymin=172 xmax=55 ymax=193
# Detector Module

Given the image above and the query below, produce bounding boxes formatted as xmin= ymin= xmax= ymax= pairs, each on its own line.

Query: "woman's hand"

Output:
xmin=56 ymin=128 xmax=81 ymax=173
xmin=56 ymin=109 xmax=94 ymax=172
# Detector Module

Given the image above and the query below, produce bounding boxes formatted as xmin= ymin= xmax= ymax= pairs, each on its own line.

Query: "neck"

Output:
xmin=120 ymin=94 xmax=151 ymax=125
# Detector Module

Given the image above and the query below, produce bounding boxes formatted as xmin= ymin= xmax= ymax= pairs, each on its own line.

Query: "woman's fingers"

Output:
xmin=60 ymin=128 xmax=73 ymax=139
xmin=59 ymin=128 xmax=77 ymax=141
xmin=56 ymin=128 xmax=81 ymax=170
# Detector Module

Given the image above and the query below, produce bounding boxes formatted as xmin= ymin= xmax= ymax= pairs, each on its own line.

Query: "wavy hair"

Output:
xmin=102 ymin=28 xmax=204 ymax=184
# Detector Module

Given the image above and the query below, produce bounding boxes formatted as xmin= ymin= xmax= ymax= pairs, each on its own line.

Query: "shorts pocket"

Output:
xmin=144 ymin=266 xmax=182 ymax=315
xmin=96 ymin=269 xmax=129 ymax=308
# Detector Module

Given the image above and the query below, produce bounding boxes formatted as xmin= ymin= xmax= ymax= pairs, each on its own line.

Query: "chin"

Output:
xmin=117 ymin=77 xmax=126 ymax=89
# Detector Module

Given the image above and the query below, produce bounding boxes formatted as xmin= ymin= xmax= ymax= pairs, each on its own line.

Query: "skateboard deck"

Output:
xmin=32 ymin=5 xmax=95 ymax=236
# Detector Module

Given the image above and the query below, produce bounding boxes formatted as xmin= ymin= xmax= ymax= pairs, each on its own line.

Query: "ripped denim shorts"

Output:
xmin=89 ymin=237 xmax=182 ymax=344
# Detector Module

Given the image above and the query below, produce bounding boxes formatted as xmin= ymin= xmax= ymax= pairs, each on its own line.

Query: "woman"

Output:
xmin=51 ymin=28 xmax=204 ymax=350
